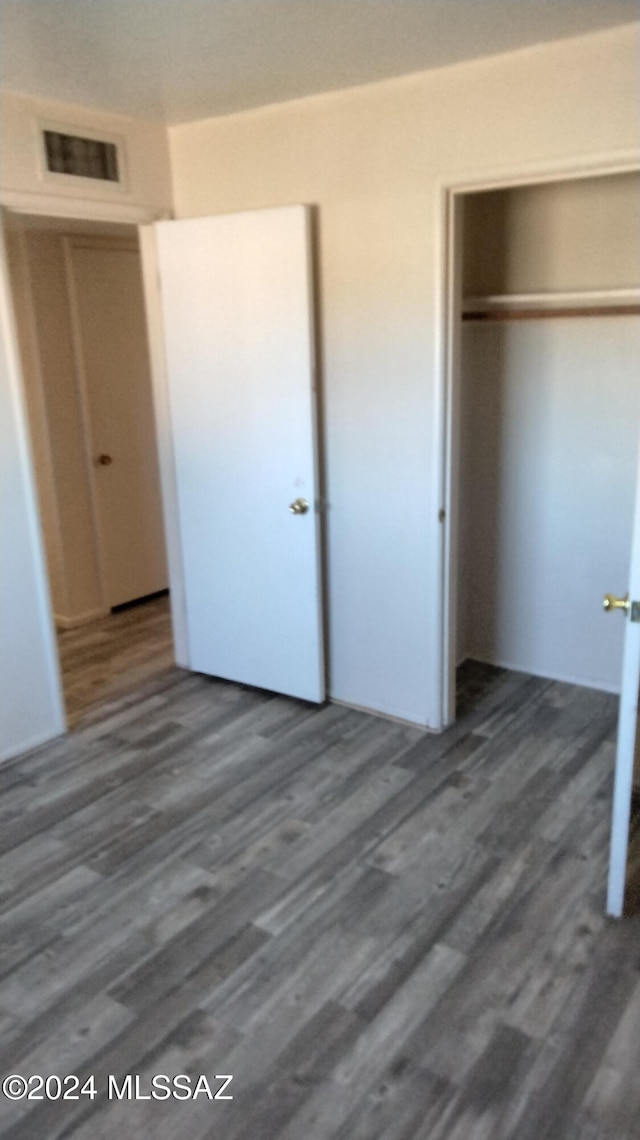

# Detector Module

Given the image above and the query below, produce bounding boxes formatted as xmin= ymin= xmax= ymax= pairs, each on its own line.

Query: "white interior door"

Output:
xmin=67 ymin=238 xmax=168 ymax=608
xmin=154 ymin=206 xmax=325 ymax=703
xmin=607 ymin=436 xmax=640 ymax=916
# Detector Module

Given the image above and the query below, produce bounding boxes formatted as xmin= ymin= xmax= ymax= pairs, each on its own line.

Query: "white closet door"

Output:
xmin=607 ymin=435 xmax=640 ymax=916
xmin=155 ymin=206 xmax=325 ymax=703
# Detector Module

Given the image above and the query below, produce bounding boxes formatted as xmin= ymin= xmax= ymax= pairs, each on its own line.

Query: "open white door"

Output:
xmin=152 ymin=206 xmax=325 ymax=703
xmin=606 ymin=438 xmax=640 ymax=916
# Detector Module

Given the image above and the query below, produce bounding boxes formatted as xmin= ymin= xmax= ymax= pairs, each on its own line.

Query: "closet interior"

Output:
xmin=456 ymin=172 xmax=640 ymax=694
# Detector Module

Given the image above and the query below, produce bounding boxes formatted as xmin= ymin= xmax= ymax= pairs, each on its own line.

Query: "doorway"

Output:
xmin=440 ymin=166 xmax=640 ymax=915
xmin=5 ymin=211 xmax=174 ymax=726
xmin=442 ymin=168 xmax=640 ymax=723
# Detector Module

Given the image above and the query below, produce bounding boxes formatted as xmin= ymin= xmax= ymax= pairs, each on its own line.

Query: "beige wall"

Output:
xmin=15 ymin=229 xmax=105 ymax=623
xmin=168 ymin=24 xmax=640 ymax=725
xmin=0 ymin=91 xmax=172 ymax=217
xmin=463 ymin=172 xmax=640 ymax=296
xmin=7 ymin=226 xmax=163 ymax=627
xmin=458 ymin=316 xmax=640 ymax=690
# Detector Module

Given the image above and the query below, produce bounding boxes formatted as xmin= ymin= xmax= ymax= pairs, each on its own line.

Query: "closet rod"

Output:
xmin=463 ymin=305 xmax=640 ymax=322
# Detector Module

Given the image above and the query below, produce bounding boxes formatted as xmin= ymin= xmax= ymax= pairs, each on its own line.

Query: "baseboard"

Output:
xmin=329 ymin=696 xmax=434 ymax=732
xmin=111 ymin=588 xmax=169 ymax=614
xmin=463 ymin=651 xmax=621 ymax=695
xmin=0 ymin=724 xmax=66 ymax=765
xmin=54 ymin=607 xmax=109 ymax=630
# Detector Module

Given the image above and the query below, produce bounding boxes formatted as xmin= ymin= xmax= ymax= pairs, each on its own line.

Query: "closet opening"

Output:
xmin=439 ymin=169 xmax=640 ymax=915
xmin=448 ymin=170 xmax=640 ymax=719
xmin=5 ymin=211 xmax=174 ymax=728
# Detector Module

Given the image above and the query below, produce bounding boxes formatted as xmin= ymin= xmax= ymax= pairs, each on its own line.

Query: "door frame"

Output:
xmin=1 ymin=193 xmax=169 ymax=732
xmin=138 ymin=224 xmax=189 ymax=666
xmin=434 ymin=148 xmax=640 ymax=731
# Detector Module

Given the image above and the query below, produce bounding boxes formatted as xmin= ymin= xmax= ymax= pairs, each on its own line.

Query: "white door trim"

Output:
xmin=607 ymin=436 xmax=640 ymax=916
xmin=0 ymin=208 xmax=66 ymax=749
xmin=434 ymin=147 xmax=640 ymax=732
xmin=0 ymin=190 xmax=168 ymax=228
xmin=10 ymin=224 xmax=70 ymax=621
xmin=138 ymin=224 xmax=189 ymax=666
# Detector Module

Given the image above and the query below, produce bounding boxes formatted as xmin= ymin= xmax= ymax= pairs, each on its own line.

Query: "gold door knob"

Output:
xmin=603 ymin=593 xmax=629 ymax=614
xmin=97 ymin=453 xmax=113 ymax=466
xmin=289 ymin=498 xmax=309 ymax=515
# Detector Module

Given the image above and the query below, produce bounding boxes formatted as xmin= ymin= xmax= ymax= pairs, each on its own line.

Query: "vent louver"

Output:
xmin=43 ymin=129 xmax=120 ymax=183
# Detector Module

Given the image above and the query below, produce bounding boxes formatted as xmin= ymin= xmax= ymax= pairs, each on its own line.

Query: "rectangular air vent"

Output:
xmin=43 ymin=129 xmax=120 ymax=183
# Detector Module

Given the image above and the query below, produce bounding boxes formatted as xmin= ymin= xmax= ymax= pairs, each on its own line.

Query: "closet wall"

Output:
xmin=457 ymin=173 xmax=640 ymax=692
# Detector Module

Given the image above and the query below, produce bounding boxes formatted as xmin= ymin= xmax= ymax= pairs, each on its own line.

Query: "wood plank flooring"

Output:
xmin=57 ymin=597 xmax=174 ymax=727
xmin=0 ymin=610 xmax=638 ymax=1139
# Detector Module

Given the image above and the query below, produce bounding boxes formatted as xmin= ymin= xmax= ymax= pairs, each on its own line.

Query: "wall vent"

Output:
xmin=43 ymin=129 xmax=120 ymax=183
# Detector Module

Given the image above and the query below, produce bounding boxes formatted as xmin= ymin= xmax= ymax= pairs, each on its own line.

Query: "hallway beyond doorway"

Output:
xmin=57 ymin=594 xmax=173 ymax=727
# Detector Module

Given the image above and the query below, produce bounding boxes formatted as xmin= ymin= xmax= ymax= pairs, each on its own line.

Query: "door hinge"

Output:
xmin=438 ymin=508 xmax=446 ymax=523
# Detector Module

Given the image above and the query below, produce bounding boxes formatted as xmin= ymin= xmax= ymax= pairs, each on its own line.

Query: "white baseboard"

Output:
xmin=0 ymin=724 xmax=65 ymax=764
xmin=463 ymin=651 xmax=621 ymax=695
xmin=329 ymin=696 xmax=434 ymax=732
xmin=54 ymin=607 xmax=109 ymax=630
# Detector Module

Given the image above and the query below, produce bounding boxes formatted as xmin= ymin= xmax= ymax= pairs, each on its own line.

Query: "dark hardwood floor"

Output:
xmin=0 ymin=605 xmax=638 ymax=1139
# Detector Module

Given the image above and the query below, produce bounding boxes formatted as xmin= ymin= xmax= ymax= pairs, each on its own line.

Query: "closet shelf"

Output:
xmin=462 ymin=287 xmax=640 ymax=321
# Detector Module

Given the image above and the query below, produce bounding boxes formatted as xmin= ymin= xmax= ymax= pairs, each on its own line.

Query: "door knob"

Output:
xmin=603 ymin=593 xmax=629 ymax=615
xmin=97 ymin=454 xmax=113 ymax=466
xmin=289 ymin=498 xmax=309 ymax=515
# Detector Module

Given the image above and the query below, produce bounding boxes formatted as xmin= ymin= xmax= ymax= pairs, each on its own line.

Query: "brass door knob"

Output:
xmin=97 ymin=454 xmax=113 ymax=466
xmin=603 ymin=593 xmax=629 ymax=614
xmin=289 ymin=498 xmax=309 ymax=515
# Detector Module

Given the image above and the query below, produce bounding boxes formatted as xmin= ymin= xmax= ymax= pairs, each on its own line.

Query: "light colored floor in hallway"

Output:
xmin=57 ymin=596 xmax=174 ymax=728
